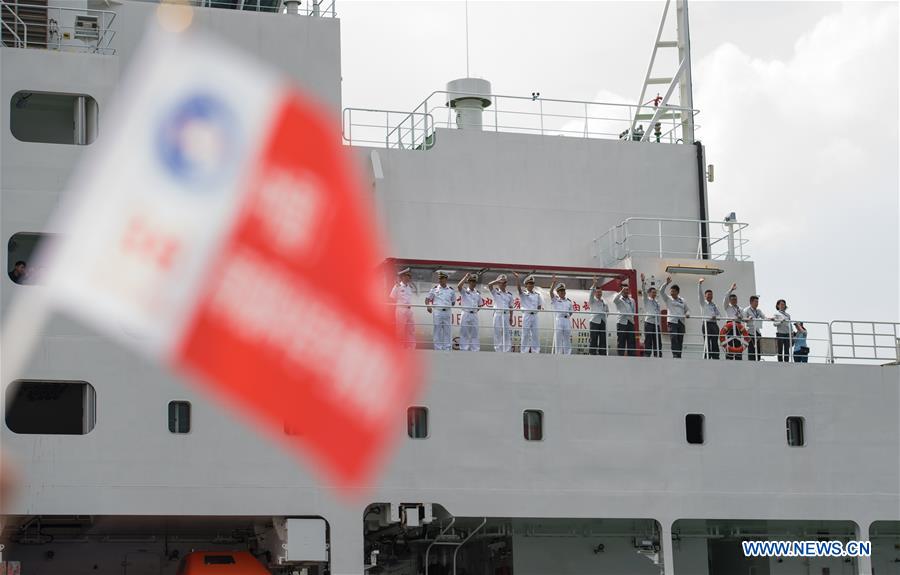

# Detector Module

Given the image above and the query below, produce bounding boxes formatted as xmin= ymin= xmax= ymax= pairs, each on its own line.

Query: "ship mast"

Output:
xmin=631 ymin=0 xmax=695 ymax=143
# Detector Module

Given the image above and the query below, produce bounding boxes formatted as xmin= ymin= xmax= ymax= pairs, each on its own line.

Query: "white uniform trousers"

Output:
xmin=553 ymin=317 xmax=572 ymax=355
xmin=395 ymin=307 xmax=415 ymax=349
xmin=520 ymin=311 xmax=540 ymax=353
xmin=493 ymin=311 xmax=512 ymax=352
xmin=431 ymin=309 xmax=452 ymax=351
xmin=459 ymin=310 xmax=480 ymax=351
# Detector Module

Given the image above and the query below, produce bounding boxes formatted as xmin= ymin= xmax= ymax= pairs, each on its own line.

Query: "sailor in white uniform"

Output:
xmin=640 ymin=273 xmax=662 ymax=358
xmin=773 ymin=299 xmax=792 ymax=362
xmin=743 ymin=295 xmax=766 ymax=361
xmin=721 ymin=282 xmax=744 ymax=360
xmin=549 ymin=277 xmax=573 ymax=355
xmin=389 ymin=267 xmax=417 ymax=349
xmin=486 ymin=274 xmax=515 ymax=352
xmin=457 ymin=272 xmax=484 ymax=351
xmin=516 ymin=272 xmax=543 ymax=353
xmin=697 ymin=277 xmax=721 ymax=360
xmin=425 ymin=271 xmax=456 ymax=351
xmin=588 ymin=277 xmax=609 ymax=355
xmin=612 ymin=283 xmax=637 ymax=356
xmin=661 ymin=277 xmax=690 ymax=358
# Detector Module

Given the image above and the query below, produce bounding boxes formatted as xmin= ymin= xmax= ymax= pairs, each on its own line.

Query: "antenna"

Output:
xmin=464 ymin=0 xmax=470 ymax=77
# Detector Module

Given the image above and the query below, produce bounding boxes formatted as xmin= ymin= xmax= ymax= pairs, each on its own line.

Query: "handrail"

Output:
xmin=452 ymin=518 xmax=486 ymax=575
xmin=200 ymin=0 xmax=336 ymax=17
xmin=391 ymin=302 xmax=899 ymax=365
xmin=1 ymin=0 xmax=27 ymax=48
xmin=342 ymin=107 xmax=434 ymax=149
xmin=344 ymin=89 xmax=700 ymax=150
xmin=594 ymin=217 xmax=751 ymax=265
xmin=0 ymin=2 xmax=117 ymax=54
xmin=424 ymin=517 xmax=456 ymax=575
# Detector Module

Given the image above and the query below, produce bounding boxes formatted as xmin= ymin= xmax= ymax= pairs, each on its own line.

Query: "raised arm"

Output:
xmin=457 ymin=272 xmax=468 ymax=292
xmin=660 ymin=276 xmax=673 ymax=303
xmin=548 ymin=275 xmax=557 ymax=301
xmin=590 ymin=276 xmax=599 ymax=305
xmin=640 ymin=273 xmax=649 ymax=305
xmin=723 ymin=282 xmax=736 ymax=310
xmin=514 ymin=271 xmax=523 ymax=296
xmin=697 ymin=277 xmax=704 ymax=307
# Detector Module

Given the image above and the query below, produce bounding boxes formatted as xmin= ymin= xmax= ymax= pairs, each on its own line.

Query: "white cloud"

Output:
xmin=693 ymin=2 xmax=899 ymax=323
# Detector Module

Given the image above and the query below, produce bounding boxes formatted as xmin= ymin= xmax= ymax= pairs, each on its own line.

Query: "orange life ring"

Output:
xmin=719 ymin=321 xmax=750 ymax=353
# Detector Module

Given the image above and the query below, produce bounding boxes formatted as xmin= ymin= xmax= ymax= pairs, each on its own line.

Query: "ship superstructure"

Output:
xmin=1 ymin=2 xmax=899 ymax=575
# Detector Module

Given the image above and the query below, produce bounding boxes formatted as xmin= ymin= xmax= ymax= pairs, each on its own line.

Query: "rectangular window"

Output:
xmin=168 ymin=401 xmax=191 ymax=434
xmin=5 ymin=380 xmax=96 ymax=434
xmin=786 ymin=416 xmax=805 ymax=447
xmin=10 ymin=91 xmax=99 ymax=145
xmin=685 ymin=413 xmax=704 ymax=445
xmin=523 ymin=409 xmax=543 ymax=441
xmin=407 ymin=406 xmax=428 ymax=439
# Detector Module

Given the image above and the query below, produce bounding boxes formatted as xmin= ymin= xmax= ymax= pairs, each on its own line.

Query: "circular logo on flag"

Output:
xmin=157 ymin=94 xmax=238 ymax=188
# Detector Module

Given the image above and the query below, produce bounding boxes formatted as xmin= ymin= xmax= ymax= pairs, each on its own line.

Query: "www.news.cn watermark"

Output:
xmin=742 ymin=541 xmax=871 ymax=558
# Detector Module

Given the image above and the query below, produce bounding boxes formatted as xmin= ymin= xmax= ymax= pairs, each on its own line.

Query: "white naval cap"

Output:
xmin=398 ymin=267 xmax=411 ymax=276
xmin=467 ymin=273 xmax=479 ymax=282
xmin=524 ymin=275 xmax=536 ymax=284
xmin=496 ymin=274 xmax=508 ymax=282
xmin=556 ymin=282 xmax=567 ymax=291
xmin=437 ymin=271 xmax=449 ymax=279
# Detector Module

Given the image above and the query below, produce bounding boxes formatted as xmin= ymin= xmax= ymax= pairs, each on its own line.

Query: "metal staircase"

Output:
xmin=1 ymin=0 xmax=48 ymax=49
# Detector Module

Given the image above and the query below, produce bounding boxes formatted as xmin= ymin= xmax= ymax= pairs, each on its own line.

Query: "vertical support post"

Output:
xmin=658 ymin=220 xmax=663 ymax=258
xmin=856 ymin=521 xmax=872 ymax=575
xmin=725 ymin=219 xmax=736 ymax=261
xmin=539 ymin=99 xmax=544 ymax=136
xmin=660 ymin=520 xmax=675 ymax=575
xmin=74 ymin=95 xmax=86 ymax=145
xmin=675 ymin=0 xmax=695 ymax=143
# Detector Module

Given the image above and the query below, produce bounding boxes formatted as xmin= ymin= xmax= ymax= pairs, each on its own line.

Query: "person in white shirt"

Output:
xmin=612 ymin=284 xmax=637 ymax=356
xmin=588 ymin=277 xmax=609 ymax=356
xmin=661 ymin=277 xmax=690 ymax=358
xmin=721 ymin=282 xmax=744 ymax=360
xmin=389 ymin=268 xmax=417 ymax=349
xmin=457 ymin=273 xmax=484 ymax=351
xmin=516 ymin=272 xmax=543 ymax=353
xmin=773 ymin=299 xmax=792 ymax=362
xmin=640 ymin=273 xmax=662 ymax=358
xmin=697 ymin=278 xmax=721 ymax=360
xmin=487 ymin=274 xmax=515 ymax=352
xmin=425 ymin=271 xmax=455 ymax=351
xmin=742 ymin=295 xmax=766 ymax=361
xmin=549 ymin=277 xmax=573 ymax=355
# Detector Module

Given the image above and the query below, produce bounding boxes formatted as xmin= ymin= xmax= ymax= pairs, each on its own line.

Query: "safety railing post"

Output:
xmin=827 ymin=322 xmax=835 ymax=364
xmin=539 ymin=98 xmax=544 ymax=136
xmin=658 ymin=220 xmax=663 ymax=257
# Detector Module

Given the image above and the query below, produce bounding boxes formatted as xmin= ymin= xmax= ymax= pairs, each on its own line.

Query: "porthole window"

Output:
xmin=407 ymin=406 xmax=428 ymax=439
xmin=168 ymin=401 xmax=191 ymax=434
xmin=5 ymin=380 xmax=96 ymax=434
xmin=523 ymin=409 xmax=543 ymax=441
xmin=786 ymin=416 xmax=805 ymax=447
xmin=685 ymin=413 xmax=704 ymax=445
xmin=10 ymin=91 xmax=99 ymax=145
xmin=7 ymin=232 xmax=52 ymax=285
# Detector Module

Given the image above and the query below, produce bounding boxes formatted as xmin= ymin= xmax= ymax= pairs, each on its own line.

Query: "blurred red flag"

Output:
xmin=26 ymin=21 xmax=418 ymax=489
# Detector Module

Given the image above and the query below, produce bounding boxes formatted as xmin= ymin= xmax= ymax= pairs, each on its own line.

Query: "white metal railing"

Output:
xmin=342 ymin=108 xmax=434 ymax=149
xmin=829 ymin=321 xmax=900 ymax=364
xmin=593 ymin=217 xmax=751 ymax=266
xmin=0 ymin=2 xmax=116 ymax=54
xmin=342 ymin=91 xmax=700 ymax=151
xmin=390 ymin=303 xmax=886 ymax=364
xmin=1 ymin=0 xmax=27 ymax=48
xmin=198 ymin=0 xmax=336 ymax=16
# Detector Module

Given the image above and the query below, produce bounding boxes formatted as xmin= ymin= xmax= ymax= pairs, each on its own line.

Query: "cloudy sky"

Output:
xmin=338 ymin=1 xmax=899 ymax=327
